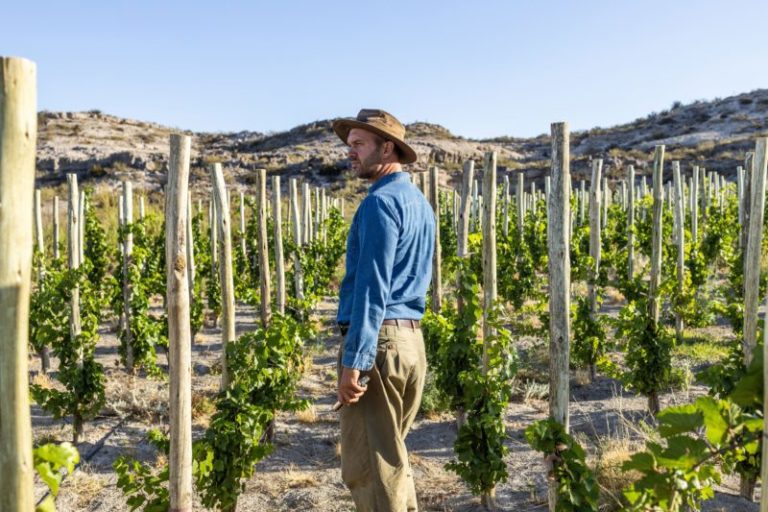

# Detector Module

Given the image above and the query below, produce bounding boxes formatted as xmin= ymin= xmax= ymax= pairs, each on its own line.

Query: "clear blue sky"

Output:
xmin=3 ymin=0 xmax=767 ymax=139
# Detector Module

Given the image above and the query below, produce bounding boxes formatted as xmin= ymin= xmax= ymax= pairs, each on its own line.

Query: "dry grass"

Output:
xmin=103 ymin=372 xmax=168 ymax=421
xmin=295 ymin=405 xmax=318 ymax=424
xmin=282 ymin=464 xmax=319 ymax=488
xmin=32 ymin=372 xmax=55 ymax=390
xmin=66 ymin=466 xmax=107 ymax=509
xmin=591 ymin=437 xmax=641 ymax=511
xmin=191 ymin=391 xmax=216 ymax=426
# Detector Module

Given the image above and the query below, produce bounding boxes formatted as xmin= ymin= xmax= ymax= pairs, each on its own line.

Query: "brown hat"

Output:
xmin=332 ymin=109 xmax=418 ymax=164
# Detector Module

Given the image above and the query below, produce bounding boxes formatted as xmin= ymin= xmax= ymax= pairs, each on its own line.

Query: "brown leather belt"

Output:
xmin=338 ymin=319 xmax=420 ymax=336
xmin=382 ymin=319 xmax=421 ymax=329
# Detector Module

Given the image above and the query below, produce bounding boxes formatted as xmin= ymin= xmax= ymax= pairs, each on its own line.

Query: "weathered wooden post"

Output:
xmin=587 ymin=159 xmax=602 ymax=381
xmin=502 ymin=174 xmax=510 ymax=237
xmin=743 ymin=141 xmax=768 ymax=365
xmin=761 ymin=158 xmax=768 ymax=512
xmin=0 ymin=56 xmax=36 ymax=512
xmin=185 ymin=193 xmax=195 ymax=328
xmin=272 ymin=176 xmax=286 ymax=315
xmin=256 ymin=169 xmax=272 ymax=326
xmin=481 ymin=152 xmax=498 ymax=507
xmin=547 ymin=122 xmax=571 ymax=512
xmin=289 ymin=178 xmax=304 ymax=300
xmin=647 ymin=146 xmax=665 ymax=415
xmin=517 ymin=172 xmax=525 ymax=235
xmin=428 ymin=166 xmax=442 ymax=312
xmin=691 ymin=166 xmax=699 ymax=245
xmin=455 ymin=159 xmax=474 ymax=429
xmin=627 ymin=165 xmax=635 ymax=280
xmin=53 ymin=195 xmax=60 ymax=260
xmin=66 ymin=174 xmax=85 ymax=441
xmin=742 ymin=154 xmax=754 ymax=261
xmin=673 ymin=162 xmax=685 ymax=342
xmin=239 ymin=191 xmax=247 ymax=259
xmin=122 ymin=181 xmax=134 ymax=369
xmin=166 ymin=134 xmax=193 ymax=512
xmin=211 ymin=163 xmax=235 ymax=388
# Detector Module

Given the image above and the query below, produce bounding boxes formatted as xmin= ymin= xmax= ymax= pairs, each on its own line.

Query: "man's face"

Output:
xmin=347 ymin=128 xmax=385 ymax=179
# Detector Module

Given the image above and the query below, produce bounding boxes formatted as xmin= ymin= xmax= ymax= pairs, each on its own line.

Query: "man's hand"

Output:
xmin=338 ymin=367 xmax=367 ymax=406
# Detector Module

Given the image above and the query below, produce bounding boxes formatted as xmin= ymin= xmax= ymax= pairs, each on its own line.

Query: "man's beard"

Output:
xmin=354 ymin=151 xmax=382 ymax=180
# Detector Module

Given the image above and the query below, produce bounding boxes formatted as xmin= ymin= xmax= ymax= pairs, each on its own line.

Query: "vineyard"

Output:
xmin=3 ymin=56 xmax=768 ymax=512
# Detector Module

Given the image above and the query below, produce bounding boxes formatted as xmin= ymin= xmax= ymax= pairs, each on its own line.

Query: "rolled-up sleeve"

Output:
xmin=342 ymin=196 xmax=399 ymax=370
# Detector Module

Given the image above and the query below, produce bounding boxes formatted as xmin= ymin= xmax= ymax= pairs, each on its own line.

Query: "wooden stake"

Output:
xmin=211 ymin=163 xmax=236 ymax=388
xmin=548 ymin=122 xmax=571 ymax=512
xmin=428 ymin=166 xmax=442 ymax=312
xmin=272 ymin=176 xmax=286 ymax=315
xmin=289 ymin=178 xmax=304 ymax=300
xmin=627 ymin=166 xmax=635 ymax=280
xmin=122 ymin=181 xmax=134 ymax=370
xmin=166 ymin=134 xmax=193 ymax=512
xmin=256 ymin=169 xmax=272 ymax=325
xmin=587 ymin=160 xmax=602 ymax=344
xmin=647 ymin=146 xmax=665 ymax=415
xmin=480 ymin=152 xmax=498 ymax=507
xmin=673 ymin=162 xmax=685 ymax=341
xmin=744 ymin=141 xmax=768 ymax=365
xmin=0 ymin=56 xmax=36 ymax=512
xmin=53 ymin=195 xmax=60 ymax=260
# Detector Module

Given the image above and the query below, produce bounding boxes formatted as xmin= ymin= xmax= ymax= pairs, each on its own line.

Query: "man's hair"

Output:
xmin=373 ymin=133 xmax=402 ymax=161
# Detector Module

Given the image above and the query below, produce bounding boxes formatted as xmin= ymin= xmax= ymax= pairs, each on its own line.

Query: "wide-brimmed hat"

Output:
xmin=332 ymin=109 xmax=418 ymax=164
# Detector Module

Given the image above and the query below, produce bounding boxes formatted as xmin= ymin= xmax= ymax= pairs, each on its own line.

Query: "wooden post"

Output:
xmin=78 ymin=190 xmax=85 ymax=265
xmin=673 ymin=162 xmax=685 ymax=342
xmin=481 ymin=152 xmax=498 ymax=506
xmin=502 ymin=175 xmax=510 ymax=237
xmin=34 ymin=189 xmax=44 ymax=258
xmin=743 ymin=140 xmax=768 ymax=365
xmin=53 ymin=195 xmax=60 ymax=260
xmin=67 ymin=174 xmax=84 ymax=441
xmin=0 ymin=56 xmax=36 ymax=512
xmin=239 ymin=191 xmax=247 ymax=259
xmin=122 ymin=181 xmax=134 ymax=370
xmin=648 ymin=147 xmax=665 ymax=324
xmin=690 ymin=166 xmax=699 ymax=246
xmin=548 ymin=122 xmax=571 ymax=512
xmin=166 ymin=134 xmax=193 ymax=512
xmin=601 ymin=176 xmax=609 ymax=230
xmin=289 ymin=178 xmax=304 ymax=300
xmin=517 ymin=172 xmax=524 ymax=235
xmin=185 ymin=192 xmax=195 ymax=328
xmin=454 ymin=160 xmax=474 ymax=430
xmin=272 ymin=176 xmax=286 ymax=315
xmin=256 ymin=169 xmax=272 ymax=326
xmin=742 ymin=154 xmax=754 ymax=260
xmin=587 ymin=160 xmax=602 ymax=377
xmin=302 ymin=182 xmax=312 ymax=244
xmin=139 ymin=196 xmax=145 ymax=220
xmin=627 ymin=165 xmax=635 ymax=280
xmin=211 ymin=163 xmax=236 ymax=388
xmin=647 ymin=146 xmax=665 ymax=415
xmin=428 ymin=166 xmax=442 ymax=312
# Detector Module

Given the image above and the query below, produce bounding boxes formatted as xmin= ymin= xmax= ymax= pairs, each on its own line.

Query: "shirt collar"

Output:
xmin=368 ymin=171 xmax=410 ymax=194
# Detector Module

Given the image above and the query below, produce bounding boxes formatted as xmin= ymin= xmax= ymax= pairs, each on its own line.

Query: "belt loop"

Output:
xmin=395 ymin=318 xmax=401 ymax=328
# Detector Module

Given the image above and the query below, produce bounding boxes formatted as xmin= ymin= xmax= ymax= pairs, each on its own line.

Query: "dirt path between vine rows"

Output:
xmin=29 ymin=297 xmax=759 ymax=511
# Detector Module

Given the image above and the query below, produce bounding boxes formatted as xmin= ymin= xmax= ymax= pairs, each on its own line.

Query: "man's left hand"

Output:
xmin=338 ymin=367 xmax=367 ymax=406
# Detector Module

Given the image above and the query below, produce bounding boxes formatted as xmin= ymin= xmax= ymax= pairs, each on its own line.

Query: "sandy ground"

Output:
xmin=29 ymin=295 xmax=759 ymax=512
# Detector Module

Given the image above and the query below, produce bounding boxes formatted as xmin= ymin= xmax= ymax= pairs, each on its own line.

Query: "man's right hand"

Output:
xmin=338 ymin=367 xmax=367 ymax=406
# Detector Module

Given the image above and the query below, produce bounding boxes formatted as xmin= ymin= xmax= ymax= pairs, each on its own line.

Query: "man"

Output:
xmin=334 ymin=109 xmax=435 ymax=511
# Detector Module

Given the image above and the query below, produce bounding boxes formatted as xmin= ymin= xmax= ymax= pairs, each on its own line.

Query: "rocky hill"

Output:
xmin=35 ymin=88 xmax=768 ymax=195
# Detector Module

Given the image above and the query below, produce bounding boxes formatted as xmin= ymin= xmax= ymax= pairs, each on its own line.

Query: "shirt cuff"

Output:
xmin=341 ymin=350 xmax=375 ymax=371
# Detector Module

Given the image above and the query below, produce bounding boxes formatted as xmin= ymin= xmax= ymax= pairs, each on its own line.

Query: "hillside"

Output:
xmin=35 ymin=89 xmax=768 ymax=194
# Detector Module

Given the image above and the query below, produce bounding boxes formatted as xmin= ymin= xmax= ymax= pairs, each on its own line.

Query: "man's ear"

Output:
xmin=383 ymin=140 xmax=396 ymax=159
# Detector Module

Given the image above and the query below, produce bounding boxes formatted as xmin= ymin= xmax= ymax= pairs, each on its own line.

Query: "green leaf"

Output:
xmin=657 ymin=404 xmax=702 ymax=437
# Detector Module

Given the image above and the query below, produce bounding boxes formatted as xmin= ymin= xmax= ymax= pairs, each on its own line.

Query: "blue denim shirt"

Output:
xmin=337 ymin=172 xmax=435 ymax=370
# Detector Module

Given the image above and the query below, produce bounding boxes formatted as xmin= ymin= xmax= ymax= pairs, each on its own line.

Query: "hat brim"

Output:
xmin=332 ymin=119 xmax=418 ymax=165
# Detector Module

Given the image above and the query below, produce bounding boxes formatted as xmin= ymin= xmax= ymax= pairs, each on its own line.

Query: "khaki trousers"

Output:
xmin=338 ymin=325 xmax=427 ymax=512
